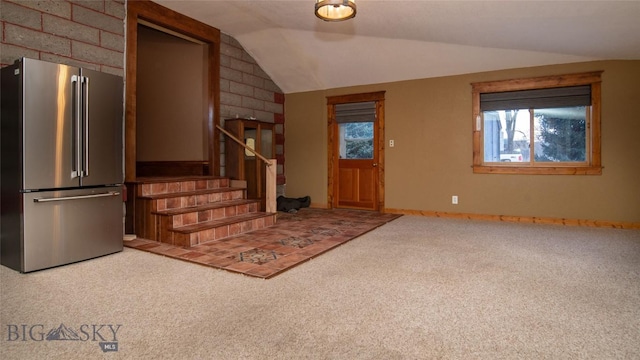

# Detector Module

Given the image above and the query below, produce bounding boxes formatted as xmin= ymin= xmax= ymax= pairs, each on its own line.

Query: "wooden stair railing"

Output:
xmin=216 ymin=125 xmax=277 ymax=213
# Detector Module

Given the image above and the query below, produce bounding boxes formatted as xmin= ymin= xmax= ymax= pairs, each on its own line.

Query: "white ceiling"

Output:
xmin=155 ymin=0 xmax=640 ymax=94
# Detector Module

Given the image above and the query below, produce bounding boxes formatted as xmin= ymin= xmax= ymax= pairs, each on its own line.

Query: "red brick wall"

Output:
xmin=0 ymin=0 xmax=125 ymax=76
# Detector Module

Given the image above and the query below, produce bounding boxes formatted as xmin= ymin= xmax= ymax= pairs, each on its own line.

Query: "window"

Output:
xmin=339 ymin=122 xmax=374 ymax=159
xmin=335 ymin=101 xmax=376 ymax=159
xmin=471 ymin=72 xmax=602 ymax=175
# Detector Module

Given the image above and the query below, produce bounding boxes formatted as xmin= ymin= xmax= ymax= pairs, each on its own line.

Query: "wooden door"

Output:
xmin=328 ymin=92 xmax=385 ymax=211
xmin=336 ymin=122 xmax=378 ymax=210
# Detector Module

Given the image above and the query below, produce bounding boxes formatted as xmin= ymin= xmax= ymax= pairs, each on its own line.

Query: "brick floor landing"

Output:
xmin=124 ymin=208 xmax=402 ymax=279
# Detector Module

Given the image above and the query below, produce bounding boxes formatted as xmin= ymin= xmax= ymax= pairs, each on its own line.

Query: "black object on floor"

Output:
xmin=277 ymin=195 xmax=311 ymax=212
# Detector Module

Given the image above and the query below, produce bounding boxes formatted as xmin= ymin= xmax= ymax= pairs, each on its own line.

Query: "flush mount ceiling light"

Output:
xmin=315 ymin=0 xmax=357 ymax=22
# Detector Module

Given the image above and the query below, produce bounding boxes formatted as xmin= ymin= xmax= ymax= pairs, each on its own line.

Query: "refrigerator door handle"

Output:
xmin=33 ymin=191 xmax=120 ymax=203
xmin=82 ymin=76 xmax=90 ymax=178
xmin=71 ymin=75 xmax=81 ymax=179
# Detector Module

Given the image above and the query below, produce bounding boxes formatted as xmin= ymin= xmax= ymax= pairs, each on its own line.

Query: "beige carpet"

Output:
xmin=2 ymin=216 xmax=639 ymax=359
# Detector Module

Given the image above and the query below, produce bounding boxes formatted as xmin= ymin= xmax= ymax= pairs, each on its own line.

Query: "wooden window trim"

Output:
xmin=471 ymin=71 xmax=603 ymax=175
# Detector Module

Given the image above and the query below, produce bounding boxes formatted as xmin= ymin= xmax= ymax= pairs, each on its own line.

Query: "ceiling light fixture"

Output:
xmin=315 ymin=0 xmax=356 ymax=22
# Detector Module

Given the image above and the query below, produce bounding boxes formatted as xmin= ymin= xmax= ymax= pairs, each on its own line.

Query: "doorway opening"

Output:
xmin=135 ymin=22 xmax=209 ymax=176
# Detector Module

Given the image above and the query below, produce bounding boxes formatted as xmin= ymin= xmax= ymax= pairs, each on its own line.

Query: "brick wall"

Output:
xmin=220 ymin=33 xmax=286 ymax=188
xmin=0 ymin=0 xmax=125 ymax=76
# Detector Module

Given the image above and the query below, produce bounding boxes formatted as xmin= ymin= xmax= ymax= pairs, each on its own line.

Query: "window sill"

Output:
xmin=473 ymin=166 xmax=603 ymax=175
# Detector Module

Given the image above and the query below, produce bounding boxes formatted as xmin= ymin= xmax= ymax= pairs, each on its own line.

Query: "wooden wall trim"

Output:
xmin=327 ymin=91 xmax=386 ymax=105
xmin=385 ymin=208 xmax=640 ymax=230
xmin=125 ymin=4 xmax=138 ymax=183
xmin=128 ymin=1 xmax=221 ymax=42
xmin=376 ymin=98 xmax=386 ymax=211
xmin=470 ymin=71 xmax=604 ymax=92
xmin=327 ymin=104 xmax=336 ymax=208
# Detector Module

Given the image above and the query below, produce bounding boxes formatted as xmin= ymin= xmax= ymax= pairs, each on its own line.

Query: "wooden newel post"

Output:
xmin=266 ymin=159 xmax=277 ymax=213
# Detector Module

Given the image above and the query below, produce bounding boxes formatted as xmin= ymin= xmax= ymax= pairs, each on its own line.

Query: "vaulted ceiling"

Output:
xmin=156 ymin=1 xmax=640 ymax=94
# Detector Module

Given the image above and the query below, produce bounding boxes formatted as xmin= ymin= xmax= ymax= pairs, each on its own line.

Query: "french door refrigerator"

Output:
xmin=1 ymin=57 xmax=124 ymax=273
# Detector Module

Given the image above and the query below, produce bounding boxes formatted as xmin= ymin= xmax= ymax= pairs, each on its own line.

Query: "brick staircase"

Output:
xmin=132 ymin=176 xmax=276 ymax=247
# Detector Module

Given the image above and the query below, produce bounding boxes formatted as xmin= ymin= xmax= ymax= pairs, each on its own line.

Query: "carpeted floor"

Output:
xmin=2 ymin=216 xmax=639 ymax=359
xmin=124 ymin=208 xmax=402 ymax=278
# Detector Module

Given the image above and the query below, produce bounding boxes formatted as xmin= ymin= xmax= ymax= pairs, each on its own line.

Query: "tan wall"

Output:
xmin=136 ymin=25 xmax=207 ymax=161
xmin=285 ymin=60 xmax=640 ymax=223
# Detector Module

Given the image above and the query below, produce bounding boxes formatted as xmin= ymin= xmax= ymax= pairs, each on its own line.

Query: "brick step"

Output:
xmin=154 ymin=199 xmax=261 ymax=241
xmin=139 ymin=187 xmax=244 ymax=200
xmin=137 ymin=175 xmax=226 ymax=183
xmin=168 ymin=212 xmax=276 ymax=247
xmin=152 ymin=198 xmax=260 ymax=217
xmin=141 ymin=188 xmax=246 ymax=212
xmin=137 ymin=176 xmax=230 ymax=196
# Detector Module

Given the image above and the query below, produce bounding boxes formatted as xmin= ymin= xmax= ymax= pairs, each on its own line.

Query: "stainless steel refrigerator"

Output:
xmin=1 ymin=58 xmax=124 ymax=273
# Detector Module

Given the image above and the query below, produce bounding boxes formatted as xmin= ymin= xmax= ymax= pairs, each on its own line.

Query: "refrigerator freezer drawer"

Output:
xmin=20 ymin=187 xmax=123 ymax=272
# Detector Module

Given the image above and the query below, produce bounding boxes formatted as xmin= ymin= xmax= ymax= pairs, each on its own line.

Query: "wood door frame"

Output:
xmin=125 ymin=0 xmax=221 ymax=182
xmin=327 ymin=91 xmax=386 ymax=211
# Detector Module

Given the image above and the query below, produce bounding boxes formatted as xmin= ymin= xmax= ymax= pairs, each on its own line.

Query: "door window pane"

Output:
xmin=339 ymin=122 xmax=374 ymax=159
xmin=261 ymin=129 xmax=273 ymax=157
xmin=244 ymin=128 xmax=256 ymax=158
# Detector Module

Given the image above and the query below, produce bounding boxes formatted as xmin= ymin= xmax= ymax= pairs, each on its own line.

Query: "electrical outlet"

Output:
xmin=452 ymin=195 xmax=458 ymax=205
xmin=389 ymin=139 xmax=395 ymax=148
